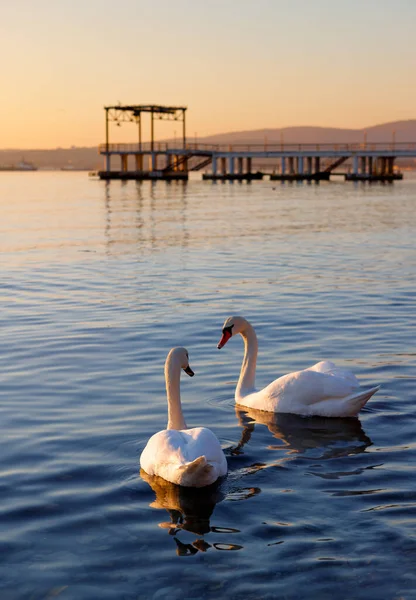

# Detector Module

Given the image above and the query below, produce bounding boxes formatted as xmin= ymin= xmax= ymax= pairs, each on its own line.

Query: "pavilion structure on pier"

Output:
xmin=100 ymin=104 xmax=188 ymax=180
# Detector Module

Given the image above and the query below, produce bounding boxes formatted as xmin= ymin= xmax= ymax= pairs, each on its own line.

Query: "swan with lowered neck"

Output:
xmin=140 ymin=348 xmax=227 ymax=488
xmin=217 ymin=316 xmax=380 ymax=417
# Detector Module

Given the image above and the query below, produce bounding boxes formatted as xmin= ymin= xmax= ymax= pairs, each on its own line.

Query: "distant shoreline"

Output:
xmin=1 ymin=119 xmax=415 ymax=170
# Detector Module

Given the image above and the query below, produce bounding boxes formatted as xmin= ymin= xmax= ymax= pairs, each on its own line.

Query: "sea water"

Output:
xmin=0 ymin=172 xmax=415 ymax=599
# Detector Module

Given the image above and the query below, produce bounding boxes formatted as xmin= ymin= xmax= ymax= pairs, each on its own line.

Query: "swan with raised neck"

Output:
xmin=140 ymin=347 xmax=227 ymax=487
xmin=218 ymin=316 xmax=380 ymax=417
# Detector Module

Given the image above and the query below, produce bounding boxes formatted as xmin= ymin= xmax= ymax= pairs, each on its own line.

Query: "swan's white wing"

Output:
xmin=308 ymin=361 xmax=360 ymax=386
xmin=180 ymin=427 xmax=227 ymax=467
xmin=140 ymin=427 xmax=227 ymax=487
xmin=240 ymin=368 xmax=362 ymax=415
xmin=272 ymin=369 xmax=358 ymax=402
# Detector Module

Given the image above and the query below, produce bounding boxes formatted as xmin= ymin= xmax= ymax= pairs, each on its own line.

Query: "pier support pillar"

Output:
xmin=247 ymin=157 xmax=252 ymax=174
xmin=281 ymin=157 xmax=286 ymax=174
xmin=378 ymin=157 xmax=383 ymax=175
xmin=288 ymin=157 xmax=294 ymax=174
xmin=121 ymin=154 xmax=128 ymax=172
xmin=297 ymin=156 xmax=304 ymax=175
xmin=105 ymin=155 xmax=111 ymax=171
xmin=151 ymin=153 xmax=157 ymax=171
xmin=387 ymin=157 xmax=394 ymax=175
xmin=135 ymin=154 xmax=143 ymax=171
xmin=221 ymin=157 xmax=227 ymax=175
xmin=368 ymin=156 xmax=373 ymax=175
xmin=360 ymin=156 xmax=366 ymax=174
xmin=228 ymin=156 xmax=235 ymax=175
xmin=352 ymin=155 xmax=358 ymax=175
xmin=314 ymin=157 xmax=320 ymax=174
xmin=307 ymin=157 xmax=312 ymax=174
xmin=212 ymin=156 xmax=217 ymax=175
xmin=238 ymin=157 xmax=243 ymax=174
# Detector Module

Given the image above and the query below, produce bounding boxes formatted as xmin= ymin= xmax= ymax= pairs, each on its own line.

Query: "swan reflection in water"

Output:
xmin=232 ymin=406 xmax=373 ymax=463
xmin=141 ymin=470 xmax=248 ymax=556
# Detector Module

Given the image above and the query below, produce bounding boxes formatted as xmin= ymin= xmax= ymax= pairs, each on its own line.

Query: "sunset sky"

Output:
xmin=2 ymin=0 xmax=416 ymax=149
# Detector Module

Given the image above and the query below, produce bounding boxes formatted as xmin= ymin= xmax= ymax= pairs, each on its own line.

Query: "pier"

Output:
xmin=98 ymin=104 xmax=416 ymax=182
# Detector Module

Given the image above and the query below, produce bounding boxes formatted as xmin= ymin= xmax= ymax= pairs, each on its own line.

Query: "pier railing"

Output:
xmin=99 ymin=141 xmax=416 ymax=153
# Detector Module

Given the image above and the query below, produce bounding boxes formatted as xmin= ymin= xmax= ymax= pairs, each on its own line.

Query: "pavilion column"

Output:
xmin=138 ymin=116 xmax=142 ymax=150
xmin=182 ymin=108 xmax=186 ymax=149
xmin=150 ymin=109 xmax=154 ymax=153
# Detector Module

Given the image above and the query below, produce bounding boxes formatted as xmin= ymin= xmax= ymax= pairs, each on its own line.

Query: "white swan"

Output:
xmin=140 ymin=348 xmax=227 ymax=488
xmin=217 ymin=316 xmax=380 ymax=417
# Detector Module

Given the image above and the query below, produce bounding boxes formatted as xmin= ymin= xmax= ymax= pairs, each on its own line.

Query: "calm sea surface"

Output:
xmin=0 ymin=172 xmax=415 ymax=600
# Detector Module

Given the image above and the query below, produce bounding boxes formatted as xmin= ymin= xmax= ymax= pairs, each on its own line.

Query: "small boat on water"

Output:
xmin=0 ymin=159 xmax=38 ymax=172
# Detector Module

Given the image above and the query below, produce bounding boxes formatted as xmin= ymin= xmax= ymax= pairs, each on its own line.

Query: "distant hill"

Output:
xmin=198 ymin=120 xmax=416 ymax=145
xmin=1 ymin=120 xmax=415 ymax=170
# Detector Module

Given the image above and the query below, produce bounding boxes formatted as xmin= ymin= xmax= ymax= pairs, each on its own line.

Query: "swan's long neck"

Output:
xmin=165 ymin=356 xmax=187 ymax=430
xmin=236 ymin=322 xmax=258 ymax=401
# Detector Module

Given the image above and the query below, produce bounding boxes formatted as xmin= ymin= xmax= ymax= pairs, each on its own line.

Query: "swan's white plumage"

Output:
xmin=219 ymin=317 xmax=380 ymax=418
xmin=140 ymin=348 xmax=227 ymax=488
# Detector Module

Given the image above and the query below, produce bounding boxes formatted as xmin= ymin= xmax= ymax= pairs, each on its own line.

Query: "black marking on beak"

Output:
xmin=222 ymin=324 xmax=234 ymax=336
xmin=184 ymin=365 xmax=194 ymax=377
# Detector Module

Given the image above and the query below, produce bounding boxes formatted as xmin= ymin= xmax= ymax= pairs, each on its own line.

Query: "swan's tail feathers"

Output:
xmin=347 ymin=385 xmax=381 ymax=414
xmin=177 ymin=456 xmax=217 ymax=488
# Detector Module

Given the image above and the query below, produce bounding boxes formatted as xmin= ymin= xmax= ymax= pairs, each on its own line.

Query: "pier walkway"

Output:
xmin=99 ymin=141 xmax=416 ymax=182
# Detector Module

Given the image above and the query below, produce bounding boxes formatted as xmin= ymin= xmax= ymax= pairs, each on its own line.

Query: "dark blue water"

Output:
xmin=0 ymin=172 xmax=415 ymax=599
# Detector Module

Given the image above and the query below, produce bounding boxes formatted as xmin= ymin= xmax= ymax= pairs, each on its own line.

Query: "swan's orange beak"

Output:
xmin=217 ymin=330 xmax=232 ymax=349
